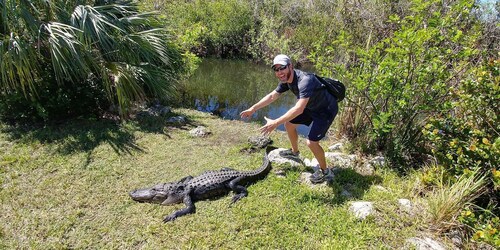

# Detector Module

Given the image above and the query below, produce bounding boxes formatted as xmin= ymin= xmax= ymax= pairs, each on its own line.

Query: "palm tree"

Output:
xmin=0 ymin=0 xmax=183 ymax=119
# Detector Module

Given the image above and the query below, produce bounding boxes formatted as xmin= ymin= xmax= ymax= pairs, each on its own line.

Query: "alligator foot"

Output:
xmin=163 ymin=214 xmax=177 ymax=222
xmin=163 ymin=194 xmax=195 ymax=222
xmin=231 ymin=193 xmax=248 ymax=203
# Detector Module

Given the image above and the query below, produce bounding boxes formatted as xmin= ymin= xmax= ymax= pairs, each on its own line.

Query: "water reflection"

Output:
xmin=181 ymin=58 xmax=312 ymax=137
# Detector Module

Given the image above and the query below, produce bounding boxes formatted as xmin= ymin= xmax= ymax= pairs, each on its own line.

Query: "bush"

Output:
xmin=0 ymin=78 xmax=110 ymax=123
xmin=423 ymin=58 xmax=499 ymax=176
xmin=153 ymin=0 xmax=254 ymax=58
xmin=312 ymin=0 xmax=483 ymax=165
xmin=423 ymin=56 xmax=499 ymax=246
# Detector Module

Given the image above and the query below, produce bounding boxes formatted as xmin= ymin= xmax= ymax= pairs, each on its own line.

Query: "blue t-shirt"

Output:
xmin=274 ymin=69 xmax=337 ymax=112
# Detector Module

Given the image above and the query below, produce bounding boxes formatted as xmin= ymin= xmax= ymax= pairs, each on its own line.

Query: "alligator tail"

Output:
xmin=242 ymin=146 xmax=273 ymax=177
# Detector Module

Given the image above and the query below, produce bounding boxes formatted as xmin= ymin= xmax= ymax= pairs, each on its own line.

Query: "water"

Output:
xmin=181 ymin=58 xmax=312 ymax=136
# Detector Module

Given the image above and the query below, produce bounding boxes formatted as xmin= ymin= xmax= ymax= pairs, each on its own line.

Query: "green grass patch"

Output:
xmin=1 ymin=109 xmax=436 ymax=248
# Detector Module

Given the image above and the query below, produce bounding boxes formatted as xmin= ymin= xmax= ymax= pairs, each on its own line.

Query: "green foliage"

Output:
xmin=459 ymin=208 xmax=500 ymax=247
xmin=422 ymin=55 xmax=499 ymax=246
xmin=313 ymin=0 xmax=483 ymax=164
xmin=423 ymin=58 xmax=499 ymax=176
xmin=146 ymin=0 xmax=254 ymax=58
xmin=0 ymin=78 xmax=109 ymax=123
xmin=0 ymin=0 xmax=185 ymax=121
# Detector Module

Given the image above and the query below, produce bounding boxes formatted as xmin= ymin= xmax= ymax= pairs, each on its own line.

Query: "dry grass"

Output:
xmin=425 ymin=170 xmax=487 ymax=233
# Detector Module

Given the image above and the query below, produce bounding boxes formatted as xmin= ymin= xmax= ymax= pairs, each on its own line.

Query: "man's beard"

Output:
xmin=280 ymin=69 xmax=292 ymax=82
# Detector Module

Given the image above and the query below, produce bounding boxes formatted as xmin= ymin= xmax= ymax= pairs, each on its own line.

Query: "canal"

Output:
xmin=180 ymin=58 xmax=314 ymax=136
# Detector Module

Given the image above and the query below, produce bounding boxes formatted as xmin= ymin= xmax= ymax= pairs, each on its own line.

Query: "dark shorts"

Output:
xmin=289 ymin=102 xmax=338 ymax=141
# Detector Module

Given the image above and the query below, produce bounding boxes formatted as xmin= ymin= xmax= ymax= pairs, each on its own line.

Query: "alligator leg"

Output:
xmin=228 ymin=177 xmax=249 ymax=203
xmin=163 ymin=193 xmax=195 ymax=222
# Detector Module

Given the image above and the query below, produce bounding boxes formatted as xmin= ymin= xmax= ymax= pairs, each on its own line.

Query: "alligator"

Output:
xmin=129 ymin=148 xmax=272 ymax=222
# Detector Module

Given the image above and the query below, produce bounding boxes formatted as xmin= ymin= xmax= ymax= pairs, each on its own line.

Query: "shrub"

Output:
xmin=423 ymin=56 xmax=499 ymax=245
xmin=312 ymin=0 xmax=483 ymax=165
xmin=154 ymin=0 xmax=254 ymax=58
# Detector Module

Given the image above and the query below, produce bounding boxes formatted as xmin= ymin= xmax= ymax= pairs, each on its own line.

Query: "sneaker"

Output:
xmin=310 ymin=168 xmax=334 ymax=184
xmin=279 ymin=149 xmax=300 ymax=158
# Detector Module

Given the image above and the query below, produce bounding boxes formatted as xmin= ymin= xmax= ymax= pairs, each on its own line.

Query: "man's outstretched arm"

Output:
xmin=240 ymin=90 xmax=281 ymax=119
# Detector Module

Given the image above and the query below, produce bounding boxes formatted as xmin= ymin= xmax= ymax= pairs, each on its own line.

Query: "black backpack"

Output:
xmin=315 ymin=74 xmax=346 ymax=102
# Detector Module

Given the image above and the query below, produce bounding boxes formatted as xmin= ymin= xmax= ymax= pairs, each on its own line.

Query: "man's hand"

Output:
xmin=260 ymin=116 xmax=278 ymax=136
xmin=240 ymin=108 xmax=255 ymax=119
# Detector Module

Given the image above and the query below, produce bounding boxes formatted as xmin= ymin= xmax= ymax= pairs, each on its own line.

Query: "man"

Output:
xmin=240 ymin=54 xmax=338 ymax=184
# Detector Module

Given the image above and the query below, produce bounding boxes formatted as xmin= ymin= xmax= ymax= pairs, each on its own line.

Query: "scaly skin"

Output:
xmin=129 ymin=149 xmax=272 ymax=222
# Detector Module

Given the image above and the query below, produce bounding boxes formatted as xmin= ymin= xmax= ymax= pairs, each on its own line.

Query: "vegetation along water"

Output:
xmin=0 ymin=0 xmax=498 ymax=248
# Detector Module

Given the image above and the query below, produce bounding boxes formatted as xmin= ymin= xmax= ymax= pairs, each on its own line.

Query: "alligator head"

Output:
xmin=129 ymin=182 xmax=186 ymax=205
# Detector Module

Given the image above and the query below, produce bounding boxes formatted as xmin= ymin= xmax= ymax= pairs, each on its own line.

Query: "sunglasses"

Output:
xmin=273 ymin=64 xmax=288 ymax=72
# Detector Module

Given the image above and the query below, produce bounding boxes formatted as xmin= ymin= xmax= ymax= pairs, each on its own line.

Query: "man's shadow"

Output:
xmin=298 ymin=168 xmax=383 ymax=206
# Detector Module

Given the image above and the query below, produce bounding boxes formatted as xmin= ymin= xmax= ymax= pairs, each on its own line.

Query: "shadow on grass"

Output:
xmin=299 ymin=168 xmax=383 ymax=207
xmin=1 ymin=112 xmax=203 ymax=156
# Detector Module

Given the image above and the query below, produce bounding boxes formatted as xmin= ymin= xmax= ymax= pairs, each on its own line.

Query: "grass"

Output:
xmin=425 ymin=169 xmax=487 ymax=233
xmin=0 ymin=108 xmax=451 ymax=249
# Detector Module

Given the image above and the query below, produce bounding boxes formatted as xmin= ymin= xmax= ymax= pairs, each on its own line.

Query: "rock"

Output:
xmin=359 ymin=162 xmax=375 ymax=175
xmin=341 ymin=189 xmax=353 ymax=198
xmin=447 ymin=230 xmax=463 ymax=248
xmin=299 ymin=172 xmax=329 ymax=188
xmin=303 ymin=158 xmax=319 ymax=168
xmin=268 ymin=148 xmax=303 ymax=168
xmin=328 ymin=143 xmax=344 ymax=151
xmin=398 ymin=199 xmax=412 ymax=211
xmin=189 ymin=126 xmax=211 ymax=137
xmin=248 ymin=135 xmax=272 ymax=149
xmin=167 ymin=116 xmax=187 ymax=124
xmin=374 ymin=185 xmax=388 ymax=192
xmin=406 ymin=237 xmax=446 ymax=250
xmin=159 ymin=106 xmax=171 ymax=116
xmin=349 ymin=201 xmax=374 ymax=219
xmin=136 ymin=104 xmax=171 ymax=118
xmin=325 ymin=152 xmax=358 ymax=167
xmin=369 ymin=156 xmax=386 ymax=166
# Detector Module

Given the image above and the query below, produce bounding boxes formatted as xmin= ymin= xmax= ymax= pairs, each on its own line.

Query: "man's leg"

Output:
xmin=284 ymin=121 xmax=300 ymax=154
xmin=306 ymin=140 xmax=327 ymax=171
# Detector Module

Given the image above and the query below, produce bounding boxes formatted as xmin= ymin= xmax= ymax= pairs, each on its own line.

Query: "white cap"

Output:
xmin=272 ymin=54 xmax=291 ymax=67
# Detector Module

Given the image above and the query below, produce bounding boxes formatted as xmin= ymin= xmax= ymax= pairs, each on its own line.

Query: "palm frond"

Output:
xmin=43 ymin=22 xmax=89 ymax=84
xmin=0 ymin=34 xmax=39 ymax=95
xmin=70 ymin=4 xmax=124 ymax=57
xmin=102 ymin=62 xmax=146 ymax=116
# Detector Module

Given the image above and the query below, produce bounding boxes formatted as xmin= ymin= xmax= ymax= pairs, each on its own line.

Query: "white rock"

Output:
xmin=268 ymin=148 xmax=303 ymax=167
xmin=303 ymin=158 xmax=319 ymax=168
xmin=398 ymin=199 xmax=412 ymax=211
xmin=374 ymin=185 xmax=388 ymax=192
xmin=349 ymin=201 xmax=374 ymax=219
xmin=325 ymin=152 xmax=358 ymax=167
xmin=406 ymin=237 xmax=446 ymax=250
xmin=328 ymin=143 xmax=343 ymax=151
xmin=370 ymin=156 xmax=386 ymax=166
xmin=189 ymin=126 xmax=210 ymax=137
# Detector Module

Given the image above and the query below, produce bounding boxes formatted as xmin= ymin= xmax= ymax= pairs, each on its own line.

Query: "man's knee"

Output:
xmin=306 ymin=139 xmax=320 ymax=148
xmin=284 ymin=121 xmax=297 ymax=131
